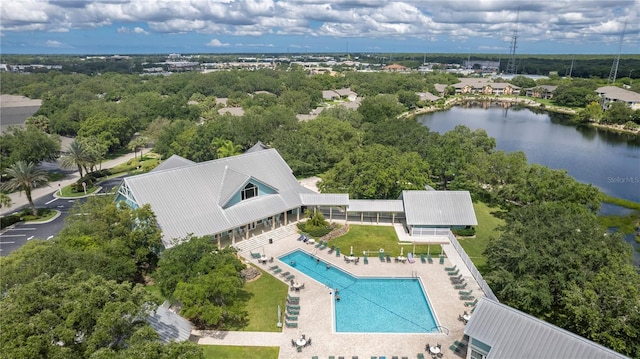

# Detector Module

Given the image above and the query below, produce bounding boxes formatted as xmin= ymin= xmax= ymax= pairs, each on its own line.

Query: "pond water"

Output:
xmin=417 ymin=104 xmax=640 ymax=203
xmin=418 ymin=104 xmax=640 ymax=265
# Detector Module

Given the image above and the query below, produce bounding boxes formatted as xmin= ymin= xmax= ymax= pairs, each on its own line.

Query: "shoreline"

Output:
xmin=403 ymin=96 xmax=640 ymax=136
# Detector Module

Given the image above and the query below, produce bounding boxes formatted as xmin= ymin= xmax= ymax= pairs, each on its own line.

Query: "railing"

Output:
xmin=446 ymin=230 xmax=498 ymax=302
xmin=411 ymin=227 xmax=450 ymax=236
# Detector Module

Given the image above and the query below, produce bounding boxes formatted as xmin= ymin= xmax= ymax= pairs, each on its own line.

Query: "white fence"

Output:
xmin=447 ymin=230 xmax=498 ymax=302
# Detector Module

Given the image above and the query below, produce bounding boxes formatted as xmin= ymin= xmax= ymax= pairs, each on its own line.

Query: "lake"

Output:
xmin=417 ymin=104 xmax=640 ymax=203
xmin=418 ymin=104 xmax=640 ymax=265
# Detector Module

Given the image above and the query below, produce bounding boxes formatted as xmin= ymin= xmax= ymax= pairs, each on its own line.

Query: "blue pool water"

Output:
xmin=279 ymin=249 xmax=439 ymax=333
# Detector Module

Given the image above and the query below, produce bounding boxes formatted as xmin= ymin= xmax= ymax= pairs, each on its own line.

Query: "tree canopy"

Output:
xmin=0 ymin=126 xmax=60 ymax=172
xmin=484 ymin=202 xmax=640 ymax=357
xmin=153 ymin=236 xmax=249 ymax=329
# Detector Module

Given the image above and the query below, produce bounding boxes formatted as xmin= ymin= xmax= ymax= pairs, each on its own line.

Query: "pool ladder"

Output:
xmin=411 ymin=270 xmax=419 ymax=279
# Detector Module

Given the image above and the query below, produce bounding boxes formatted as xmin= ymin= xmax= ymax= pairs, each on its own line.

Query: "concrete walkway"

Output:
xmin=1 ymin=152 xmax=138 ymax=216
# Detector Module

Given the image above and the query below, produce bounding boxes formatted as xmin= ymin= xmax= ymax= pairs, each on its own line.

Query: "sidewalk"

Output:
xmin=1 ymin=152 xmax=138 ymax=216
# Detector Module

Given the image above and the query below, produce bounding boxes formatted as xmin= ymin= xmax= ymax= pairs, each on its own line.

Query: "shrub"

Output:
xmin=453 ymin=226 xmax=476 ymax=237
xmin=88 ymin=169 xmax=112 ymax=178
xmin=1 ymin=214 xmax=22 ymax=229
xmin=297 ymin=210 xmax=333 ymax=237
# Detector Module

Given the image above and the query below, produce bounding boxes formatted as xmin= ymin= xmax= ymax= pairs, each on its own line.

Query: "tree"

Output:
xmin=211 ymin=138 xmax=242 ymax=159
xmin=1 ymin=161 xmax=49 ymax=216
xmin=0 ymin=192 xmax=12 ymax=209
xmin=578 ymin=101 xmax=604 ymax=122
xmin=0 ymin=271 xmax=158 ymax=359
xmin=510 ymin=75 xmax=536 ymax=89
xmin=128 ymin=136 xmax=149 ymax=160
xmin=0 ymin=126 xmax=60 ymax=172
xmin=484 ymin=202 xmax=640 ymax=356
xmin=25 ymin=115 xmax=51 ymax=133
xmin=60 ymin=139 xmax=91 ymax=177
xmin=58 ymin=197 xmax=163 ymax=281
xmin=357 ymin=94 xmax=405 ymax=124
xmin=319 ymin=144 xmax=432 ymax=199
xmin=397 ymin=90 xmax=420 ymax=109
xmin=153 ymin=236 xmax=249 ymax=329
xmin=603 ymin=101 xmax=634 ymax=124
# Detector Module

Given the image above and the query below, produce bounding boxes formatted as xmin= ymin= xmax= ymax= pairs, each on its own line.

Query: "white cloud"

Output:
xmin=44 ymin=39 xmax=70 ymax=48
xmin=206 ymin=38 xmax=229 ymax=47
xmin=0 ymin=0 xmax=637 ymax=49
xmin=133 ymin=26 xmax=148 ymax=34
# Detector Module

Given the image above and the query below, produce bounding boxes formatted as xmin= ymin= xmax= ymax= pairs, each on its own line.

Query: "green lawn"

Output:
xmin=457 ymin=202 xmax=505 ymax=272
xmin=329 ymin=224 xmax=442 ymax=258
xmin=201 ymin=345 xmax=279 ymax=359
xmin=240 ymin=265 xmax=289 ymax=332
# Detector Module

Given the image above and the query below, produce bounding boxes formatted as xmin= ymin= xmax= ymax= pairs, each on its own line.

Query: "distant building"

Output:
xmin=524 ymin=85 xmax=557 ymax=99
xmin=596 ymin=86 xmax=640 ymax=110
xmin=383 ymin=63 xmax=409 ymax=72
xmin=434 ymin=78 xmax=520 ymax=96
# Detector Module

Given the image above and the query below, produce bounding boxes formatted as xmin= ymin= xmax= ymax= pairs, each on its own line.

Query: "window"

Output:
xmin=241 ymin=183 xmax=258 ymax=200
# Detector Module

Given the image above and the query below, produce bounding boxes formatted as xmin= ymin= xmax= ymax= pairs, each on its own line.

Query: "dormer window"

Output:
xmin=241 ymin=183 xmax=258 ymax=200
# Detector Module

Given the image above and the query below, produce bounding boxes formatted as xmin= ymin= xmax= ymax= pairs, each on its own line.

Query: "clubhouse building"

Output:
xmin=116 ymin=146 xmax=477 ymax=249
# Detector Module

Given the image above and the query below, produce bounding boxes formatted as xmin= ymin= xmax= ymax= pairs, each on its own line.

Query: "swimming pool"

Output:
xmin=279 ymin=249 xmax=439 ymax=333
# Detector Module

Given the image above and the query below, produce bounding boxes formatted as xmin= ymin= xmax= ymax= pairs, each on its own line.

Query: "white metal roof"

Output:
xmin=347 ymin=199 xmax=404 ymax=212
xmin=123 ymin=149 xmax=308 ymax=247
xmin=402 ymin=190 xmax=477 ymax=226
xmin=300 ymin=193 xmax=349 ymax=206
xmin=465 ymin=298 xmax=628 ymax=359
xmin=147 ymin=301 xmax=193 ymax=343
xmin=150 ymin=154 xmax=195 ymax=173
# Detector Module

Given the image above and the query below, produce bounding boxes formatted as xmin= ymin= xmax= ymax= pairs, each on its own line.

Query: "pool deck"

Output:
xmin=196 ymin=228 xmax=481 ymax=358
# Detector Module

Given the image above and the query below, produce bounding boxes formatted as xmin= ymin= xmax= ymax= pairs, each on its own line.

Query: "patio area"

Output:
xmin=196 ymin=227 xmax=482 ymax=359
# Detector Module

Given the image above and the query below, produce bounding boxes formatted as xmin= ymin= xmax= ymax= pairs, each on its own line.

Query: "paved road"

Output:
xmin=0 ymin=175 xmax=132 ymax=256
xmin=0 ymin=194 xmax=84 ymax=256
xmin=0 ymin=152 xmax=137 ymax=256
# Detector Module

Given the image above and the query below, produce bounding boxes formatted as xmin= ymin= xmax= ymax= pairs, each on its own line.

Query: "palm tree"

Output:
xmin=60 ymin=140 xmax=90 ymax=177
xmin=211 ymin=138 xmax=242 ymax=159
xmin=1 ymin=161 xmax=49 ymax=216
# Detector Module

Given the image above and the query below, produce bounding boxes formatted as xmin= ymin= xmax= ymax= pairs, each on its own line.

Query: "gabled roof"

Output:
xmin=150 ymin=154 xmax=195 ymax=173
xmin=218 ymin=166 xmax=252 ymax=207
xmin=402 ymin=190 xmax=477 ymax=226
xmin=465 ymin=298 xmax=627 ymax=359
xmin=123 ymin=149 xmax=308 ymax=247
xmin=245 ymin=141 xmax=270 ymax=153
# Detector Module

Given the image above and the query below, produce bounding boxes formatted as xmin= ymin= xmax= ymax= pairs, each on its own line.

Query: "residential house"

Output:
xmin=524 ymin=85 xmax=557 ymax=99
xmin=596 ymin=86 xmax=640 ymax=110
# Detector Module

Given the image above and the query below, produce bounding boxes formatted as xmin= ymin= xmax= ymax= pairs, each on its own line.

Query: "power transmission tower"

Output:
xmin=608 ymin=21 xmax=627 ymax=83
xmin=505 ymin=8 xmax=519 ymax=75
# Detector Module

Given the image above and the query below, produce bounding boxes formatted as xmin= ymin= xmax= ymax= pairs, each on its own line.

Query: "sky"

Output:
xmin=1 ymin=0 xmax=639 ymax=55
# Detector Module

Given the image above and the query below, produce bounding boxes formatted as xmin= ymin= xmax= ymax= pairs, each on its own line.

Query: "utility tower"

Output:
xmin=505 ymin=8 xmax=520 ymax=75
xmin=608 ymin=21 xmax=627 ymax=83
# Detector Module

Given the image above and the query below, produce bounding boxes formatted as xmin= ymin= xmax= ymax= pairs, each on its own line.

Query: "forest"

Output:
xmin=0 ymin=67 xmax=639 ymax=357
